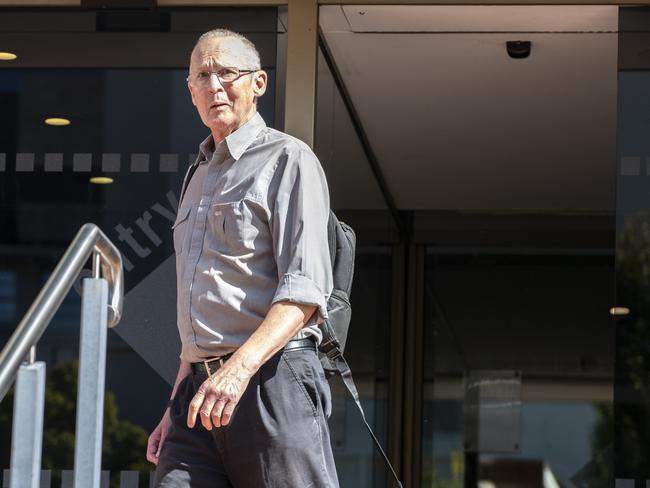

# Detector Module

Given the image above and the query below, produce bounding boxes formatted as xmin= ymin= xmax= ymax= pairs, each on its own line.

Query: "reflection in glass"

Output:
xmin=614 ymin=68 xmax=650 ymax=480
xmin=422 ymin=250 xmax=614 ymax=488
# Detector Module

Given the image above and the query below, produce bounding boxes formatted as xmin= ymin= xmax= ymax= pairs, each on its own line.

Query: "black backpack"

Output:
xmin=320 ymin=211 xmax=403 ymax=488
xmin=319 ymin=211 xmax=355 ymax=373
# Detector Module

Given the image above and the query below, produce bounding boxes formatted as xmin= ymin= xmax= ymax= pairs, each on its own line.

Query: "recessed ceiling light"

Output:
xmin=609 ymin=307 xmax=630 ymax=316
xmin=45 ymin=117 xmax=71 ymax=126
xmin=90 ymin=176 xmax=114 ymax=185
xmin=0 ymin=52 xmax=17 ymax=61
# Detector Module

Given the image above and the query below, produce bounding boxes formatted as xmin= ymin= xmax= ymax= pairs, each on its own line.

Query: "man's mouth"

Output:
xmin=210 ymin=101 xmax=231 ymax=110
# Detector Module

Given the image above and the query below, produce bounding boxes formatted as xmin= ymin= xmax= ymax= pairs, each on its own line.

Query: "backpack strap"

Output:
xmin=327 ymin=210 xmax=338 ymax=270
xmin=329 ymin=351 xmax=404 ymax=488
xmin=179 ymin=156 xmax=201 ymax=206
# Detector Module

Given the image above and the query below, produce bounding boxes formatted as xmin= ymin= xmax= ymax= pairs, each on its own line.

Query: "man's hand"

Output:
xmin=187 ymin=359 xmax=255 ymax=430
xmin=146 ymin=410 xmax=172 ymax=465
xmin=186 ymin=301 xmax=316 ymax=431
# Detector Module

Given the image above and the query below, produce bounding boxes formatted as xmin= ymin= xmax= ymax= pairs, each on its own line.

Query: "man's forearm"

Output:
xmin=228 ymin=300 xmax=317 ymax=374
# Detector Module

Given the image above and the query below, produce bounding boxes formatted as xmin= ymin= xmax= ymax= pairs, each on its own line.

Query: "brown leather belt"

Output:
xmin=191 ymin=337 xmax=317 ymax=377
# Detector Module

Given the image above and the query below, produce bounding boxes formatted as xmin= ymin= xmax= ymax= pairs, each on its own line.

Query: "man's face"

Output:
xmin=188 ymin=37 xmax=267 ymax=138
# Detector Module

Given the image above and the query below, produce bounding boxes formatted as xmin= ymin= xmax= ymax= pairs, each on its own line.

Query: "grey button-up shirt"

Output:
xmin=173 ymin=112 xmax=333 ymax=362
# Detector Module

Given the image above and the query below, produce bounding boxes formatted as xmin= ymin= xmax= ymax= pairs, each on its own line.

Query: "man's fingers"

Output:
xmin=220 ymin=401 xmax=237 ymax=426
xmin=187 ymin=372 xmax=248 ymax=429
xmin=210 ymin=407 xmax=222 ymax=428
xmin=155 ymin=431 xmax=167 ymax=459
xmin=212 ymin=398 xmax=228 ymax=428
xmin=200 ymin=384 xmax=222 ymax=430
xmin=199 ymin=397 xmax=218 ymax=431
xmin=187 ymin=390 xmax=206 ymax=428
xmin=146 ymin=451 xmax=158 ymax=465
xmin=146 ymin=434 xmax=160 ymax=464
xmin=146 ymin=443 xmax=157 ymax=464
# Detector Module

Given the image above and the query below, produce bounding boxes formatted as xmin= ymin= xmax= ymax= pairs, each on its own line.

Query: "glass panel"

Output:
xmin=329 ymin=247 xmax=392 ymax=487
xmin=0 ymin=272 xmax=16 ymax=325
xmin=422 ymin=249 xmax=615 ymax=488
xmin=615 ymin=7 xmax=650 ymax=483
xmin=412 ymin=7 xmax=619 ymax=486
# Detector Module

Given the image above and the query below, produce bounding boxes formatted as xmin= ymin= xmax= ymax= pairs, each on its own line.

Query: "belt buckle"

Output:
xmin=202 ymin=356 xmax=225 ymax=376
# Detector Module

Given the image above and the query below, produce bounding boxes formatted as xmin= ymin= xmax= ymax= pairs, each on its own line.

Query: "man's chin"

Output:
xmin=206 ymin=113 xmax=232 ymax=126
xmin=204 ymin=117 xmax=237 ymax=136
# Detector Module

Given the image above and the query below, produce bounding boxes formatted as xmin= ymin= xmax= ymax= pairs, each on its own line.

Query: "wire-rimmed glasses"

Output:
xmin=186 ymin=67 xmax=257 ymax=86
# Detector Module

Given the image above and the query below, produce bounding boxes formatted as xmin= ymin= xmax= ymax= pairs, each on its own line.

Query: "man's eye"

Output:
xmin=218 ymin=68 xmax=238 ymax=79
xmin=197 ymin=72 xmax=211 ymax=80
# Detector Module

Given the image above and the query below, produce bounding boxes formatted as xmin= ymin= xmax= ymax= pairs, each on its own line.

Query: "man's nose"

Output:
xmin=207 ymin=73 xmax=225 ymax=91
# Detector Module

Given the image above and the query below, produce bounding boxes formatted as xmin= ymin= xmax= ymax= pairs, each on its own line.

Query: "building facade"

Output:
xmin=1 ymin=2 xmax=650 ymax=487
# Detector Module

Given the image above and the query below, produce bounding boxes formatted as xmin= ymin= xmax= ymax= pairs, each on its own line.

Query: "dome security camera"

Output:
xmin=506 ymin=41 xmax=531 ymax=59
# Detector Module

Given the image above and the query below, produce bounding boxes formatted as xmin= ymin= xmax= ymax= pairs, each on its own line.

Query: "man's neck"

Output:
xmin=211 ymin=108 xmax=257 ymax=145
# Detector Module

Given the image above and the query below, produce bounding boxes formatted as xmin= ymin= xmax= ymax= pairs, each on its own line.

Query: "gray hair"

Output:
xmin=192 ymin=29 xmax=261 ymax=70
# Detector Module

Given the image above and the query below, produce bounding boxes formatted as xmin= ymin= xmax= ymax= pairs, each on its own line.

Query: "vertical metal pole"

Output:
xmin=275 ymin=6 xmax=288 ymax=132
xmin=464 ymin=452 xmax=479 ymax=488
xmin=388 ymin=243 xmax=406 ymax=480
xmin=284 ymin=0 xmax=317 ymax=147
xmin=92 ymin=252 xmax=101 ymax=279
xmin=9 ymin=361 xmax=46 ymax=488
xmin=412 ymin=245 xmax=425 ymax=488
xmin=401 ymin=243 xmax=425 ymax=488
xmin=73 ymin=277 xmax=108 ymax=488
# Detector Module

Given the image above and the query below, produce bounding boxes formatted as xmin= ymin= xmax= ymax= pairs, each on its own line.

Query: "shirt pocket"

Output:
xmin=172 ymin=206 xmax=191 ymax=255
xmin=209 ymin=199 xmax=259 ymax=253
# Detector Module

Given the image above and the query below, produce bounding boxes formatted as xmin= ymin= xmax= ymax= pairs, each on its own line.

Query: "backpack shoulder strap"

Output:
xmin=179 ymin=156 xmax=201 ymax=207
xmin=327 ymin=210 xmax=338 ymax=269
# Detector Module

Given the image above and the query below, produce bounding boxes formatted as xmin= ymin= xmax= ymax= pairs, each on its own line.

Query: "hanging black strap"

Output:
xmin=179 ymin=159 xmax=200 ymax=206
xmin=330 ymin=352 xmax=404 ymax=488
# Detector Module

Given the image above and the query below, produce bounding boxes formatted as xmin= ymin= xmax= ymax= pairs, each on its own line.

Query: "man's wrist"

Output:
xmin=229 ymin=347 xmax=263 ymax=375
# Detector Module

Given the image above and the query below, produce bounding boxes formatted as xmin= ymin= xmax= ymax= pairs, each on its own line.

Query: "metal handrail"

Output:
xmin=0 ymin=223 xmax=123 ymax=402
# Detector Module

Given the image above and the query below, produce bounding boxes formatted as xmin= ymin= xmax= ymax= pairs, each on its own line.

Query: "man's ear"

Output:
xmin=188 ymin=81 xmax=198 ymax=107
xmin=252 ymin=70 xmax=268 ymax=98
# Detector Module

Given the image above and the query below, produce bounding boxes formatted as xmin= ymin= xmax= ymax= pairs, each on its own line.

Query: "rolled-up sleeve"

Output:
xmin=270 ymin=147 xmax=333 ymax=324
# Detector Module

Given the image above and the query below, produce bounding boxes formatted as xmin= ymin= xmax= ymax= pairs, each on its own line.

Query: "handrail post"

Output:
xmin=92 ymin=252 xmax=101 ymax=280
xmin=72 ymin=277 xmax=109 ymax=488
xmin=0 ymin=223 xmax=124 ymax=488
xmin=0 ymin=223 xmax=124 ymax=405
xmin=9 ymin=360 xmax=46 ymax=488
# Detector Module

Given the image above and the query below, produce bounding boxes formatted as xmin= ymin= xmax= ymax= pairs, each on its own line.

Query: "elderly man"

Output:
xmin=145 ymin=29 xmax=339 ymax=487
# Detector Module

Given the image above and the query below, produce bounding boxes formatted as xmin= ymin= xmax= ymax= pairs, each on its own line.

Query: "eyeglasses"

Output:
xmin=187 ymin=67 xmax=257 ymax=86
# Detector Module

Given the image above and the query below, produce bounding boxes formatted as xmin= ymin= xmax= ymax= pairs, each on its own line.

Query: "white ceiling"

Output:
xmin=339 ymin=5 xmax=617 ymax=33
xmin=316 ymin=49 xmax=387 ymax=210
xmin=319 ymin=5 xmax=619 ymax=212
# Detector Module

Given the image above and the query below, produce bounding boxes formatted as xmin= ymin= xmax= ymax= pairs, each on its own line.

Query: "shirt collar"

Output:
xmin=225 ymin=112 xmax=266 ymax=161
xmin=197 ymin=112 xmax=266 ymax=164
xmin=198 ymin=134 xmax=215 ymax=164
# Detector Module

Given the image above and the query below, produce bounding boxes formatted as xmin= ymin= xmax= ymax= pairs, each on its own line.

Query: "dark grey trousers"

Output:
xmin=153 ymin=348 xmax=340 ymax=488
